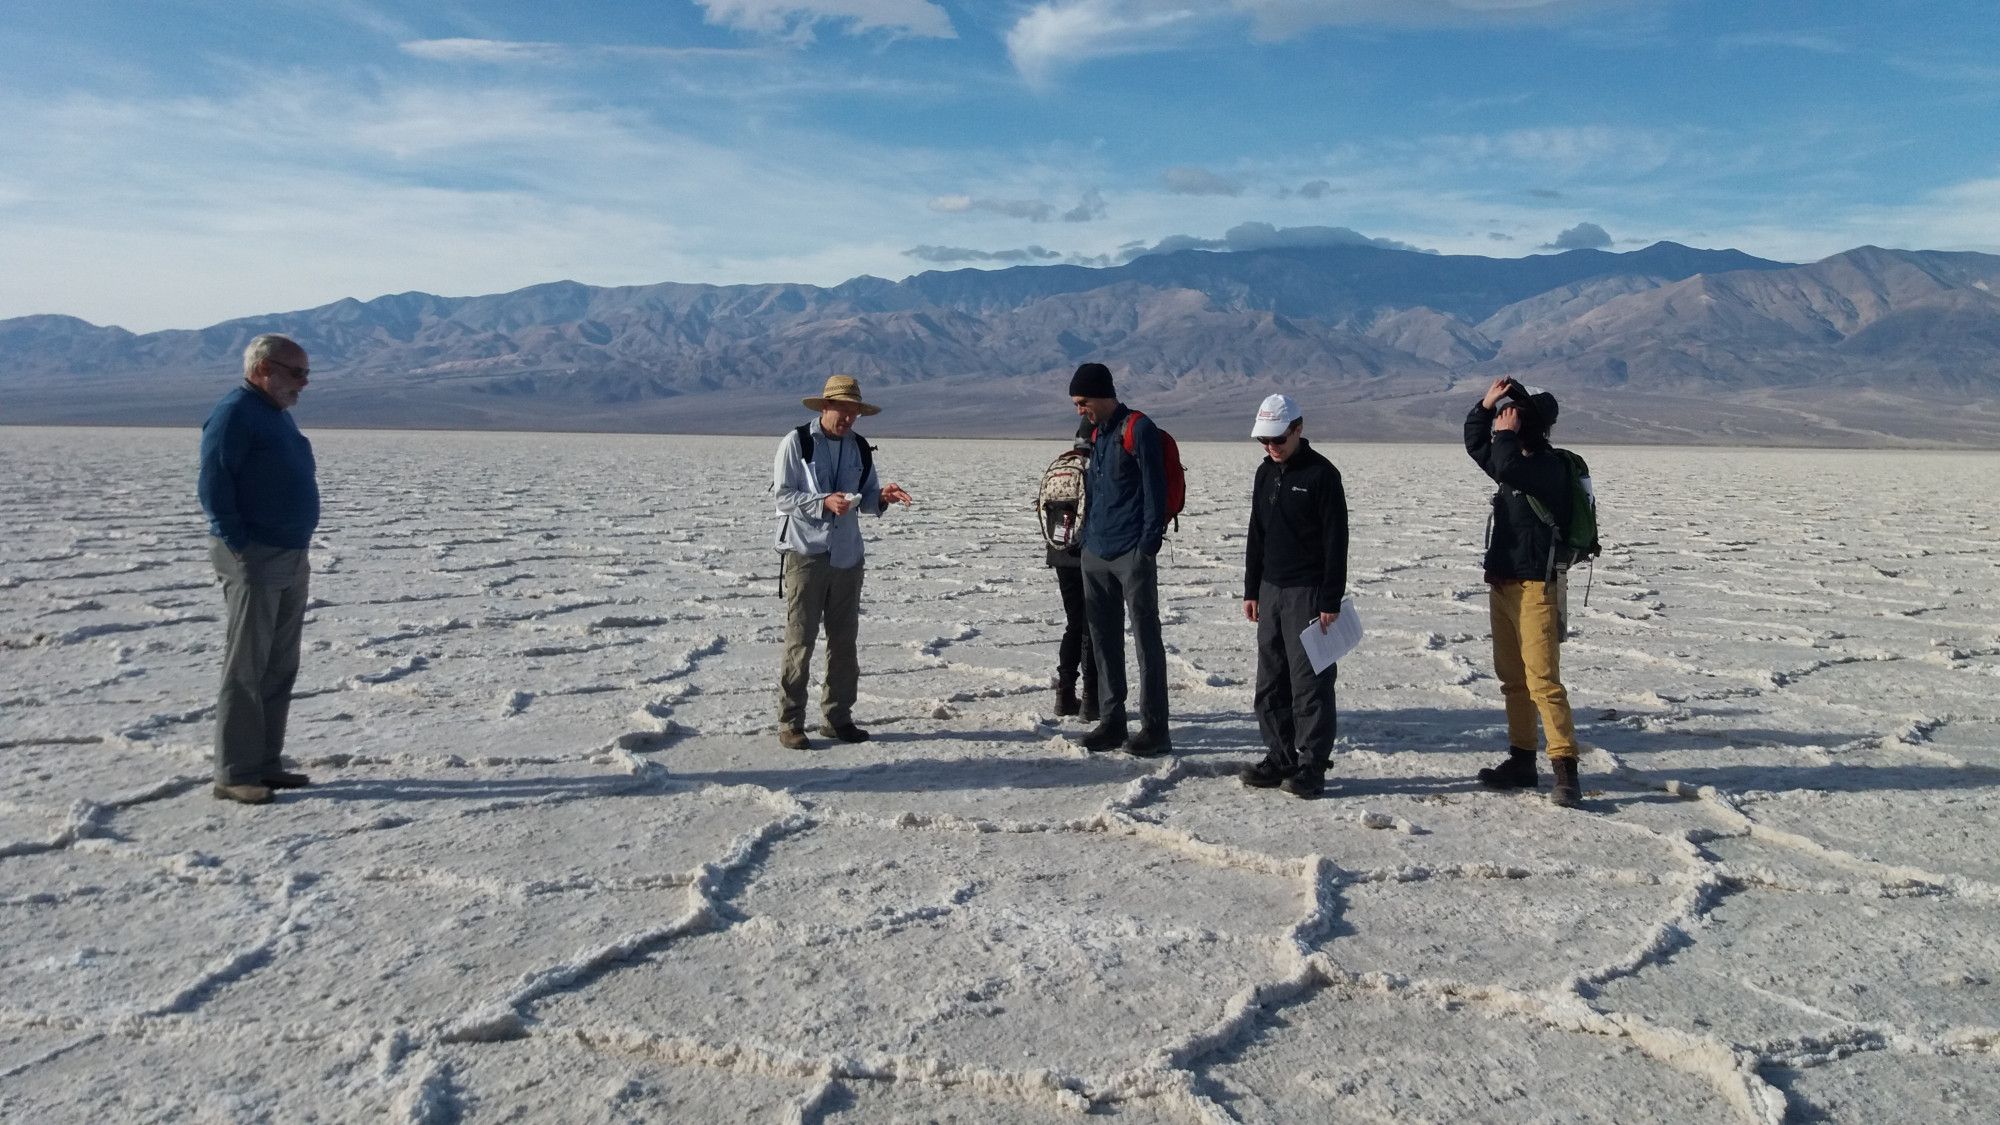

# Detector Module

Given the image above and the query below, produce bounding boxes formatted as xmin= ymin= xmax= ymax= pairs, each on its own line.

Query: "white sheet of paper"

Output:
xmin=1299 ymin=596 xmax=1362 ymax=674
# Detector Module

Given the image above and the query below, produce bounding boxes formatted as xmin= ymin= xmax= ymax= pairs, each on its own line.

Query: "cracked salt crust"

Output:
xmin=0 ymin=429 xmax=1996 ymax=1121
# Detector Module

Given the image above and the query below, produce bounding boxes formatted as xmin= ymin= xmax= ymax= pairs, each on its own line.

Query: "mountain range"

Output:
xmin=4 ymin=241 xmax=1999 ymax=446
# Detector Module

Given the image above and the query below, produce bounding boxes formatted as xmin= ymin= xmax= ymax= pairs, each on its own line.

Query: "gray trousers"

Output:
xmin=1081 ymin=547 xmax=1168 ymax=732
xmin=211 ymin=538 xmax=310 ymax=785
xmin=1254 ymin=581 xmax=1338 ymax=770
xmin=777 ymin=551 xmax=864 ymax=732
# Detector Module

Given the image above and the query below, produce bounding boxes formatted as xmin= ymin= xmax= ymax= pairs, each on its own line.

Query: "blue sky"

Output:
xmin=2 ymin=0 xmax=1995 ymax=331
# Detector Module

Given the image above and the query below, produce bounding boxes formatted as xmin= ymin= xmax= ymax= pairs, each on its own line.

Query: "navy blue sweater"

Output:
xmin=1081 ymin=404 xmax=1167 ymax=560
xmin=198 ymin=384 xmax=320 ymax=551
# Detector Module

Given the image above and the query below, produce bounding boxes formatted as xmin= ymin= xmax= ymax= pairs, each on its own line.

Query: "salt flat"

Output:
xmin=1 ymin=426 xmax=1996 ymax=1123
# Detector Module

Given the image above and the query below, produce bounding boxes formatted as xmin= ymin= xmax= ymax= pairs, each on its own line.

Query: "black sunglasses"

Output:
xmin=1255 ymin=434 xmax=1289 ymax=446
xmin=268 ymin=358 xmax=310 ymax=380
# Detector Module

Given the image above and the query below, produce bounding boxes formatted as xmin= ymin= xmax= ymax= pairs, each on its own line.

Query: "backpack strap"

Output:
xmin=797 ymin=422 xmax=876 ymax=493
xmin=1121 ymin=411 xmax=1142 ymax=455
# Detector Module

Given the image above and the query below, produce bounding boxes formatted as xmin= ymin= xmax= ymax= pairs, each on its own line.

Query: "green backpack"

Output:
xmin=1523 ymin=449 xmax=1600 ymax=572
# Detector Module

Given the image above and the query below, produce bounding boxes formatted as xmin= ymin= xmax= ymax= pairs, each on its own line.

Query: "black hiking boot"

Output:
xmin=1054 ymin=681 xmax=1081 ymax=717
xmin=1080 ymin=686 xmax=1100 ymax=723
xmin=1281 ymin=766 xmax=1326 ymax=799
xmin=1551 ymin=758 xmax=1582 ymax=808
xmin=819 ymin=723 xmax=870 ymax=743
xmin=1477 ymin=746 xmax=1539 ymax=790
xmin=1080 ymin=715 xmax=1127 ymax=752
xmin=1123 ymin=727 xmax=1172 ymax=759
xmin=1240 ymin=755 xmax=1290 ymax=789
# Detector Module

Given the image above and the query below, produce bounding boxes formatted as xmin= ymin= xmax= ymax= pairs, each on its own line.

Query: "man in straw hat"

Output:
xmin=772 ymin=374 xmax=914 ymax=750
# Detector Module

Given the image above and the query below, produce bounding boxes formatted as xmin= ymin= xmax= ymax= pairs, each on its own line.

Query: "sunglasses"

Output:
xmin=268 ymin=359 xmax=310 ymax=380
xmin=1255 ymin=434 xmax=1289 ymax=447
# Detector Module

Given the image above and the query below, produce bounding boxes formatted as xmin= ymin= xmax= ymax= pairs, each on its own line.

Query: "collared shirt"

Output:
xmin=198 ymin=383 xmax=320 ymax=551
xmin=772 ymin=419 xmax=884 ymax=568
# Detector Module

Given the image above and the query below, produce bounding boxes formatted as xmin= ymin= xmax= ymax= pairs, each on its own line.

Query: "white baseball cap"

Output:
xmin=1251 ymin=393 xmax=1301 ymax=438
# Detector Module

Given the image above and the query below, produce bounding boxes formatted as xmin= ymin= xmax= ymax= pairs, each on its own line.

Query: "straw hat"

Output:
xmin=802 ymin=374 xmax=881 ymax=416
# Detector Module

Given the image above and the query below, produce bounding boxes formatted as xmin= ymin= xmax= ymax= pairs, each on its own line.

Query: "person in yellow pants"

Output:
xmin=1463 ymin=377 xmax=1582 ymax=807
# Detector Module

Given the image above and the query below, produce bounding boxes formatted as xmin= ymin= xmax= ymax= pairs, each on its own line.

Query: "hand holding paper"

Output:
xmin=1299 ymin=596 xmax=1362 ymax=674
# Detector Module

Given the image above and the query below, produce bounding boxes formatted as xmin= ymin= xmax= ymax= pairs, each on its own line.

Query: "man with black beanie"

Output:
xmin=1068 ymin=361 xmax=1173 ymax=756
xmin=1464 ymin=376 xmax=1582 ymax=807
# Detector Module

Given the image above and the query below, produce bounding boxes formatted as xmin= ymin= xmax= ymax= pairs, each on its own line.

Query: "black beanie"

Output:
xmin=1069 ymin=362 xmax=1115 ymax=399
xmin=1528 ymin=390 xmax=1560 ymax=428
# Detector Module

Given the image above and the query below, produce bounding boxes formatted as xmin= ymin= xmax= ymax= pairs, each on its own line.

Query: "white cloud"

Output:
xmin=926 ymin=195 xmax=1057 ymax=221
xmin=399 ymin=38 xmax=567 ymax=63
xmin=1122 ymin=220 xmax=1435 ymax=260
xmin=695 ymin=0 xmax=956 ymax=39
xmin=0 ymin=75 xmax=967 ymax=329
xmin=398 ymin=38 xmax=768 ymax=64
xmin=1006 ymin=0 xmax=1624 ymax=79
xmin=1163 ymin=166 xmax=1243 ymax=196
xmin=1006 ymin=1 xmax=1213 ymax=85
xmin=1062 ymin=188 xmax=1108 ymax=222
xmin=903 ymin=244 xmax=1063 ymax=263
xmin=1542 ymin=220 xmax=1612 ymax=249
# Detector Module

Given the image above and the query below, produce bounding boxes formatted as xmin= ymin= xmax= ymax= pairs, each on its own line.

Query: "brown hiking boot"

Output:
xmin=1551 ymin=758 xmax=1582 ymax=808
xmin=777 ymin=728 xmax=811 ymax=750
xmin=213 ymin=783 xmax=273 ymax=805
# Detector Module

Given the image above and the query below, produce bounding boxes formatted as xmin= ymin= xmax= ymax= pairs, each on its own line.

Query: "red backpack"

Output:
xmin=1099 ymin=411 xmax=1186 ymax=530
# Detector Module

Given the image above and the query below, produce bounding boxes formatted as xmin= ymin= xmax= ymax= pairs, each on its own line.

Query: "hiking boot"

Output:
xmin=1551 ymin=758 xmax=1582 ymax=808
xmin=213 ymin=783 xmax=273 ymax=805
xmin=820 ymin=723 xmax=870 ymax=744
xmin=1477 ymin=747 xmax=1539 ymax=790
xmin=1240 ymin=755 xmax=1290 ymax=789
xmin=1080 ymin=716 xmax=1127 ymax=752
xmin=1281 ymin=767 xmax=1326 ymax=799
xmin=1080 ymin=688 xmax=1101 ymax=723
xmin=778 ymin=727 xmax=812 ymax=750
xmin=1054 ymin=682 xmax=1081 ymax=717
xmin=1123 ymin=727 xmax=1173 ymax=759
xmin=262 ymin=770 xmax=311 ymax=790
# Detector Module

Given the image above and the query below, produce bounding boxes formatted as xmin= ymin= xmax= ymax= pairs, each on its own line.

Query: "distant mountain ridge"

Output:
xmin=4 ymin=241 xmax=1999 ymax=446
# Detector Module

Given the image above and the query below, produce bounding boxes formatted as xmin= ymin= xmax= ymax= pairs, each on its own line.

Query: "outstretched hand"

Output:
xmin=880 ymin=483 xmax=914 ymax=507
xmin=1481 ymin=376 xmax=1515 ymax=410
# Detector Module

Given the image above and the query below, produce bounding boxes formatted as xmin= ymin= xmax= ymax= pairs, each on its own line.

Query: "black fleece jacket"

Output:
xmin=1464 ymin=402 xmax=1574 ymax=581
xmin=1243 ymin=439 xmax=1349 ymax=613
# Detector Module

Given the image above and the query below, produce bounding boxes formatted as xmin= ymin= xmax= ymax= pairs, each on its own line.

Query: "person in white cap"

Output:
xmin=771 ymin=374 xmax=913 ymax=750
xmin=1240 ymin=393 xmax=1349 ymax=798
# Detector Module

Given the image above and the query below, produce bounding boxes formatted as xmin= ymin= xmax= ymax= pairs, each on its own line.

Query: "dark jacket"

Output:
xmin=1047 ymin=416 xmax=1094 ymax=569
xmin=1464 ymin=402 xmax=1572 ymax=581
xmin=1243 ymin=439 xmax=1349 ymax=613
xmin=1080 ymin=403 xmax=1167 ymax=561
xmin=198 ymin=384 xmax=320 ymax=551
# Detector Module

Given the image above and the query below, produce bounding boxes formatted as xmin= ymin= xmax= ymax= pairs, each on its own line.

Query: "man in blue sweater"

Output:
xmin=1069 ymin=362 xmax=1172 ymax=757
xmin=197 ymin=334 xmax=319 ymax=805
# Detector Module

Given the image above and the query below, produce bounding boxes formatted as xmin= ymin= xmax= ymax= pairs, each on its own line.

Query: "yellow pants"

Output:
xmin=1489 ymin=580 xmax=1577 ymax=761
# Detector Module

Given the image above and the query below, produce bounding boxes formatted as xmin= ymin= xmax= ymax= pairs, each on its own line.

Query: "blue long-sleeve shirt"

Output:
xmin=771 ymin=420 xmax=884 ymax=569
xmin=1081 ymin=404 xmax=1166 ymax=560
xmin=198 ymin=384 xmax=320 ymax=551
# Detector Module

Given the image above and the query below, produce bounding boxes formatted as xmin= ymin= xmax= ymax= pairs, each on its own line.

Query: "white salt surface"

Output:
xmin=1 ymin=426 xmax=1997 ymax=1122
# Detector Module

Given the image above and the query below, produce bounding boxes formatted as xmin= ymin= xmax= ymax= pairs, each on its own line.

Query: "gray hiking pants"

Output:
xmin=211 ymin=538 xmax=310 ymax=785
xmin=1253 ymin=581 xmax=1338 ymax=770
xmin=777 ymin=551 xmax=864 ymax=732
xmin=1081 ymin=547 xmax=1168 ymax=733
